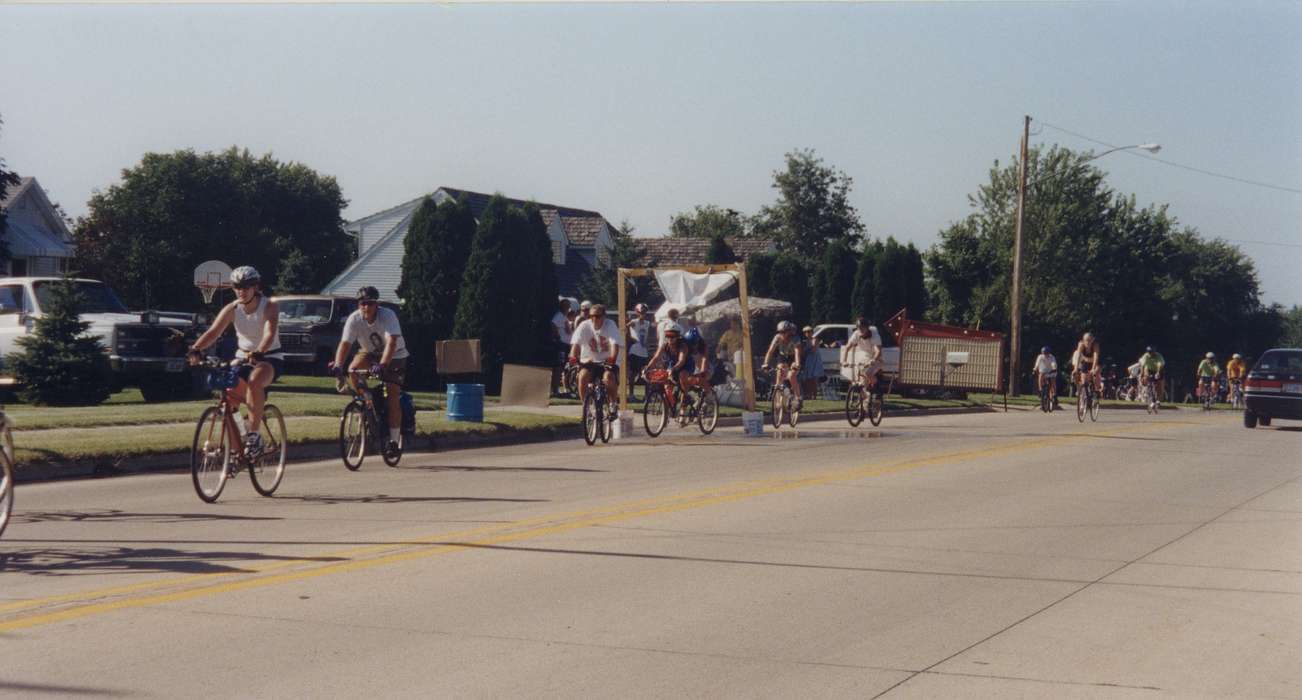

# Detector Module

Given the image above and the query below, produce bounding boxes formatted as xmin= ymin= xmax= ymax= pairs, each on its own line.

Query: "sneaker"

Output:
xmin=243 ymin=432 xmax=264 ymax=458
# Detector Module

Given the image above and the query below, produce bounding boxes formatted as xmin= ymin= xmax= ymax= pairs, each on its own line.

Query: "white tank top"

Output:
xmin=232 ymin=296 xmax=283 ymax=359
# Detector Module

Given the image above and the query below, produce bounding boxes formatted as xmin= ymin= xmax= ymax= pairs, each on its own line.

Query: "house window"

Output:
xmin=552 ymin=239 xmax=564 ymax=265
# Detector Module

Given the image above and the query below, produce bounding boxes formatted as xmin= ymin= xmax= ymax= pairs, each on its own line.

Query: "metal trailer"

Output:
xmin=882 ymin=309 xmax=1006 ymax=404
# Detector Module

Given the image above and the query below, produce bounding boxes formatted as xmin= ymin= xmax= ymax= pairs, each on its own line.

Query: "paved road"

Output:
xmin=2 ymin=410 xmax=1299 ymax=699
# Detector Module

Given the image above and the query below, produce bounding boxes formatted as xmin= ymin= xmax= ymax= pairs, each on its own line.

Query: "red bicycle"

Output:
xmin=190 ymin=358 xmax=288 ymax=503
xmin=642 ymin=367 xmax=718 ymax=437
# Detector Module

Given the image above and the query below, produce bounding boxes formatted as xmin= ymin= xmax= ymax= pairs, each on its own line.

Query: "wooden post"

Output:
xmin=1009 ymin=114 xmax=1030 ymax=396
xmin=736 ymin=262 xmax=756 ymax=410
xmin=617 ymin=268 xmax=628 ymax=415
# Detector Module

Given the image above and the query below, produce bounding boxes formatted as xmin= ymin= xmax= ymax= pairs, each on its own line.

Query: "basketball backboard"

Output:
xmin=193 ymin=260 xmax=233 ymax=304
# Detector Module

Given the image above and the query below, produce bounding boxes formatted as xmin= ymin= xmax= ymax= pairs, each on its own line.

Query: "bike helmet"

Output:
xmin=662 ymin=322 xmax=683 ymax=337
xmin=777 ymin=321 xmax=796 ymax=333
xmin=579 ymin=300 xmax=592 ymax=312
xmin=356 ymin=286 xmax=380 ymax=302
xmin=230 ymin=266 xmax=261 ymax=288
xmin=1232 ymin=353 xmax=1242 ymax=359
xmin=1205 ymin=352 xmax=1215 ymax=359
xmin=1145 ymin=346 xmax=1153 ymax=353
xmin=634 ymin=303 xmax=648 ymax=314
xmin=1041 ymin=346 xmax=1051 ymax=353
xmin=684 ymin=327 xmax=702 ymax=344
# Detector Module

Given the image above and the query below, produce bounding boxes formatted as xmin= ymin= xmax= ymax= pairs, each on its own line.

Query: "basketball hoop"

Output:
xmin=193 ymin=260 xmax=233 ymax=306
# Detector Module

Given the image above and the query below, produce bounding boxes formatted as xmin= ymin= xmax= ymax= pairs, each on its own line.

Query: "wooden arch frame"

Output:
xmin=616 ymin=263 xmax=757 ymax=413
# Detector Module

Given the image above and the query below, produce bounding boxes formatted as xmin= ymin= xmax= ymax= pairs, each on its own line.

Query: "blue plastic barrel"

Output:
xmin=446 ymin=383 xmax=485 ymax=423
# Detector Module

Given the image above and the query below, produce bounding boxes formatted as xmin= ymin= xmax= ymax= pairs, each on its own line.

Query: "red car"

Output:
xmin=1243 ymin=348 xmax=1302 ymax=428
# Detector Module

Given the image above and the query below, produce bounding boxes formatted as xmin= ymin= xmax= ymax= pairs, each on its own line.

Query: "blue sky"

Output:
xmin=2 ymin=1 xmax=1299 ymax=304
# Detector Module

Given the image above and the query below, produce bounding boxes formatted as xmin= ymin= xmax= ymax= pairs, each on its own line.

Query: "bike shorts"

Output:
xmin=580 ymin=362 xmax=619 ymax=381
xmin=1076 ymin=362 xmax=1094 ymax=374
xmin=1038 ymin=371 xmax=1057 ymax=381
xmin=237 ymin=356 xmax=284 ymax=383
xmin=775 ymin=354 xmax=795 ymax=368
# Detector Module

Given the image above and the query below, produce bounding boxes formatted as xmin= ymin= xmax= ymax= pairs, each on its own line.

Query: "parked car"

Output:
xmin=809 ymin=324 xmax=901 ymax=379
xmin=0 ymin=277 xmax=201 ymax=402
xmin=1243 ymin=348 xmax=1302 ymax=428
xmin=273 ymin=295 xmax=400 ymax=374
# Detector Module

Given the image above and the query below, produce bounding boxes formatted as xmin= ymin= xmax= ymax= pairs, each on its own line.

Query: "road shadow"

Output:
xmin=0 ymin=680 xmax=129 ymax=696
xmin=402 ymin=465 xmax=605 ymax=473
xmin=10 ymin=509 xmax=282 ymax=525
xmin=0 ymin=546 xmax=343 ymax=576
xmin=268 ymin=494 xmax=549 ymax=506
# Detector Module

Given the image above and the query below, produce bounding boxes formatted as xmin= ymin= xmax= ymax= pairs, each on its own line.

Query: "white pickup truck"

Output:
xmin=0 ymin=277 xmax=202 ymax=402
xmin=810 ymin=324 xmax=901 ymax=379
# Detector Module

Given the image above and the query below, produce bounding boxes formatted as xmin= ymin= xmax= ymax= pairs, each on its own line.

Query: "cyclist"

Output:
xmin=1138 ymin=346 xmax=1165 ymax=401
xmin=841 ymin=317 xmax=883 ymax=392
xmin=625 ymin=303 xmax=653 ymax=396
xmin=1033 ymin=346 xmax=1058 ymax=408
xmin=1072 ymin=332 xmax=1102 ymax=396
xmin=761 ymin=321 xmax=804 ymax=411
xmin=188 ymin=265 xmax=283 ymax=457
xmin=1195 ymin=352 xmax=1221 ymax=402
xmin=1226 ymin=353 xmax=1246 ymax=401
xmin=679 ymin=327 xmax=712 ymax=395
xmin=656 ymin=307 xmax=682 ymax=349
xmin=330 ymin=286 xmax=409 ymax=452
xmin=569 ymin=303 xmax=622 ymax=418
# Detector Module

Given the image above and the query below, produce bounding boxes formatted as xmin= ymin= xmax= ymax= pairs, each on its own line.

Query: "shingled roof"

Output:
xmin=632 ymin=237 xmax=778 ymax=267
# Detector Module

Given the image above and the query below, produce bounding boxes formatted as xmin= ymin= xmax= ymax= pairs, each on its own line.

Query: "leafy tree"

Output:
xmin=8 ymin=276 xmax=113 ymax=405
xmin=769 ymin=253 xmax=811 ymax=326
xmin=812 ymin=238 xmax=857 ymax=323
xmin=751 ymin=148 xmax=864 ymax=262
xmin=1283 ymin=305 xmax=1302 ymax=347
xmin=75 ymin=147 xmax=350 ymax=310
xmin=670 ymin=204 xmax=748 ymax=239
xmin=0 ymin=115 xmax=19 ymax=268
xmin=850 ymin=240 xmax=883 ymax=321
xmin=274 ymin=249 xmax=316 ymax=294
xmin=705 ymin=233 xmax=737 ymax=264
xmin=577 ymin=220 xmax=645 ymax=308
xmin=745 ymin=252 xmax=776 ymax=298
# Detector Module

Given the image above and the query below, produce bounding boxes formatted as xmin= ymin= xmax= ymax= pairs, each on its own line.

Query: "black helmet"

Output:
xmin=356 ymin=286 xmax=380 ymax=302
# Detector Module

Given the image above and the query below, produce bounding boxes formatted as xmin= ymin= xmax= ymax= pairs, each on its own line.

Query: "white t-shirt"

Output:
xmin=571 ymin=318 xmax=622 ymax=364
xmin=628 ymin=318 xmax=652 ymax=358
xmin=1035 ymin=354 xmax=1058 ymax=374
xmin=552 ymin=311 xmax=571 ymax=344
xmin=842 ymin=328 xmax=882 ymax=365
xmin=342 ymin=307 xmax=409 ymax=360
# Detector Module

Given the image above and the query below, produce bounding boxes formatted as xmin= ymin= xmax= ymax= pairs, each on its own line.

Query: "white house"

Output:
xmin=0 ymin=177 xmax=75 ymax=276
xmin=322 ymin=187 xmax=616 ymax=301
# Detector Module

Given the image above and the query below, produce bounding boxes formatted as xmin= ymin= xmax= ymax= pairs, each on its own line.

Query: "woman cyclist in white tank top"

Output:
xmin=188 ymin=265 xmax=282 ymax=455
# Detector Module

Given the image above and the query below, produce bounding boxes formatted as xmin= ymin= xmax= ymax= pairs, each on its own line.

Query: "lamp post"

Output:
xmin=1007 ymin=116 xmax=1160 ymax=396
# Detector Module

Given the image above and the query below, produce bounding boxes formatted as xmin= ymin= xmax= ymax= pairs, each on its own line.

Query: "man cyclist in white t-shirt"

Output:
xmin=840 ymin=317 xmax=883 ymax=392
xmin=570 ymin=303 xmax=622 ymax=417
xmin=331 ymin=286 xmax=409 ymax=451
xmin=189 ymin=265 xmax=283 ymax=457
xmin=1034 ymin=346 xmax=1059 ymax=408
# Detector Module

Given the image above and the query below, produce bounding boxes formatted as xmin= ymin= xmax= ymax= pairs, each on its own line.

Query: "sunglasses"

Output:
xmin=359 ymin=300 xmax=378 ymax=307
xmin=233 ymin=282 xmax=257 ymax=291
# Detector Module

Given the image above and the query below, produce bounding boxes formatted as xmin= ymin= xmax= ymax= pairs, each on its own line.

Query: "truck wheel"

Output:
xmin=1244 ymin=410 xmax=1257 ymax=429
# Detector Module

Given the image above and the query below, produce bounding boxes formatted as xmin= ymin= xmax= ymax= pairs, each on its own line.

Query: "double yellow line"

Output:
xmin=1 ymin=419 xmax=1188 ymax=633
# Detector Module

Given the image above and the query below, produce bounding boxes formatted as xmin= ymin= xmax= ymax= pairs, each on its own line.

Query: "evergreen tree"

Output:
xmin=769 ymin=253 xmax=811 ymax=326
xmin=745 ymin=252 xmax=776 ymax=298
xmin=815 ymin=239 xmax=857 ymax=323
xmin=851 ymin=240 xmax=883 ymax=321
xmin=705 ymin=233 xmax=737 ymax=264
xmin=453 ymin=196 xmax=514 ymax=387
xmin=396 ymin=195 xmax=476 ymax=386
xmin=9 ymin=276 xmax=113 ymax=405
xmin=903 ymin=243 xmax=927 ymax=320
xmin=0 ymin=115 xmax=18 ymax=268
xmin=873 ymin=238 xmax=909 ymax=321
xmin=522 ymin=204 xmax=561 ymax=366
xmin=576 ymin=220 xmax=643 ymax=308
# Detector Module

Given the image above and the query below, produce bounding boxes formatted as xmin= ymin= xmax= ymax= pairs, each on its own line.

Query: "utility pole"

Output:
xmin=1009 ymin=115 xmax=1030 ymax=396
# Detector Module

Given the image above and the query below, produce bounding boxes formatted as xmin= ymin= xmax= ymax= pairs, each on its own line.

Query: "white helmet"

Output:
xmin=777 ymin=321 xmax=796 ymax=333
xmin=1205 ymin=352 xmax=1215 ymax=359
xmin=1232 ymin=353 xmax=1241 ymax=359
xmin=662 ymin=322 xmax=684 ymax=337
xmin=230 ymin=265 xmax=261 ymax=287
xmin=579 ymin=300 xmax=592 ymax=311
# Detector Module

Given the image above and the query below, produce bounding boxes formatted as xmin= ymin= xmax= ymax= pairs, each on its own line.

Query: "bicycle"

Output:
xmin=337 ymin=367 xmax=415 ymax=470
xmin=766 ymin=365 xmax=800 ymax=429
xmin=1038 ymin=377 xmax=1054 ymax=413
xmin=1228 ymin=379 xmax=1245 ymax=410
xmin=1076 ymin=373 xmax=1100 ymax=423
xmin=0 ymin=407 xmax=14 ymax=538
xmin=642 ymin=368 xmax=718 ymax=437
xmin=561 ymin=358 xmax=581 ymax=399
xmin=1199 ymin=376 xmax=1218 ymax=412
xmin=845 ymin=363 xmax=885 ymax=427
xmin=581 ymin=363 xmax=618 ymax=446
xmin=190 ymin=358 xmax=287 ymax=503
xmin=1139 ymin=375 xmax=1160 ymax=414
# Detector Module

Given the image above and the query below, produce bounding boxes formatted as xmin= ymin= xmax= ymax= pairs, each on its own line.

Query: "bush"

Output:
xmin=9 ymin=277 xmax=113 ymax=405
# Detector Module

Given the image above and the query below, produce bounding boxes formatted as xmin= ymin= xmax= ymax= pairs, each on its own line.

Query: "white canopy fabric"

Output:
xmin=652 ymin=269 xmax=737 ymax=321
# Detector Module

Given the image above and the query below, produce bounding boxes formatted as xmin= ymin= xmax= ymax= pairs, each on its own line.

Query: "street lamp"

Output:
xmin=1008 ymin=116 xmax=1160 ymax=396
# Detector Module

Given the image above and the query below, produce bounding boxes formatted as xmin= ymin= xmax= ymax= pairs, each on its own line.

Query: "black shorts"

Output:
xmin=238 ymin=356 xmax=284 ymax=383
xmin=1077 ymin=361 xmax=1094 ymax=374
xmin=580 ymin=361 xmax=618 ymax=379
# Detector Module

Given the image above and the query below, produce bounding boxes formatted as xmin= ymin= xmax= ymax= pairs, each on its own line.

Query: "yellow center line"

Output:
xmin=0 ymin=419 xmax=1190 ymax=632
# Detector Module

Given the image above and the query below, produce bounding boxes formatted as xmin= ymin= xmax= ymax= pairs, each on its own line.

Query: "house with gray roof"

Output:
xmin=323 ymin=187 xmax=616 ymax=301
xmin=0 ymin=177 xmax=75 ymax=276
xmin=631 ymin=236 xmax=778 ymax=268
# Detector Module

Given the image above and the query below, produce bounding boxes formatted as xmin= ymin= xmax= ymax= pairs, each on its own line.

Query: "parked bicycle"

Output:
xmin=581 ymin=363 xmax=618 ymax=445
xmin=845 ymin=363 xmax=886 ymax=427
xmin=337 ymin=367 xmax=416 ymax=470
xmin=642 ymin=368 xmax=718 ymax=437
xmin=0 ymin=407 xmax=14 ymax=538
xmin=1076 ymin=375 xmax=1100 ymax=423
xmin=190 ymin=358 xmax=287 ymax=503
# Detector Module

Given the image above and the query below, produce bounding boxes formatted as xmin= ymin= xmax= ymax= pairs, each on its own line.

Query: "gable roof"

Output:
xmin=632 ymin=237 xmax=778 ymax=267
xmin=1 ymin=176 xmax=75 ymax=253
xmin=0 ymin=176 xmax=35 ymax=210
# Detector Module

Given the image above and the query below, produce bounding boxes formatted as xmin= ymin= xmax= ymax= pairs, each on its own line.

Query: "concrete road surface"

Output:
xmin=1 ymin=409 xmax=1299 ymax=699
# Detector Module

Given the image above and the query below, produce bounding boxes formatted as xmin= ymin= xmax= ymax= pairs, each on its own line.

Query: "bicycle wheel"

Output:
xmin=564 ymin=367 xmax=579 ymax=398
xmin=250 ymin=405 xmax=287 ymax=497
xmin=1076 ymin=390 xmax=1086 ymax=423
xmin=788 ymin=391 xmax=800 ymax=428
xmin=191 ymin=407 xmax=231 ymax=503
xmin=644 ymin=389 xmax=668 ymax=437
xmin=583 ymin=392 xmax=600 ymax=445
xmin=691 ymin=388 xmax=716 ymax=435
xmin=0 ymin=446 xmax=12 ymax=539
xmin=845 ymin=384 xmax=864 ymax=427
xmin=1089 ymin=392 xmax=1100 ymax=422
xmin=772 ymin=388 xmax=786 ymax=429
xmin=599 ymin=394 xmax=613 ymax=444
xmin=1041 ymin=386 xmax=1051 ymax=413
xmin=868 ymin=392 xmax=884 ymax=426
xmin=340 ymin=401 xmax=367 ymax=471
xmin=382 ymin=433 xmax=403 ymax=467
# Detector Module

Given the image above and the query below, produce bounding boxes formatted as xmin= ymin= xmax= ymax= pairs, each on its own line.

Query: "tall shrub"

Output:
xmin=9 ymin=277 xmax=113 ymax=405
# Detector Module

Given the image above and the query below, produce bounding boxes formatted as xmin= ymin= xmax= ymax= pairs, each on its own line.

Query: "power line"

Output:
xmin=1225 ymin=238 xmax=1302 ymax=250
xmin=1037 ymin=121 xmax=1302 ymax=195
